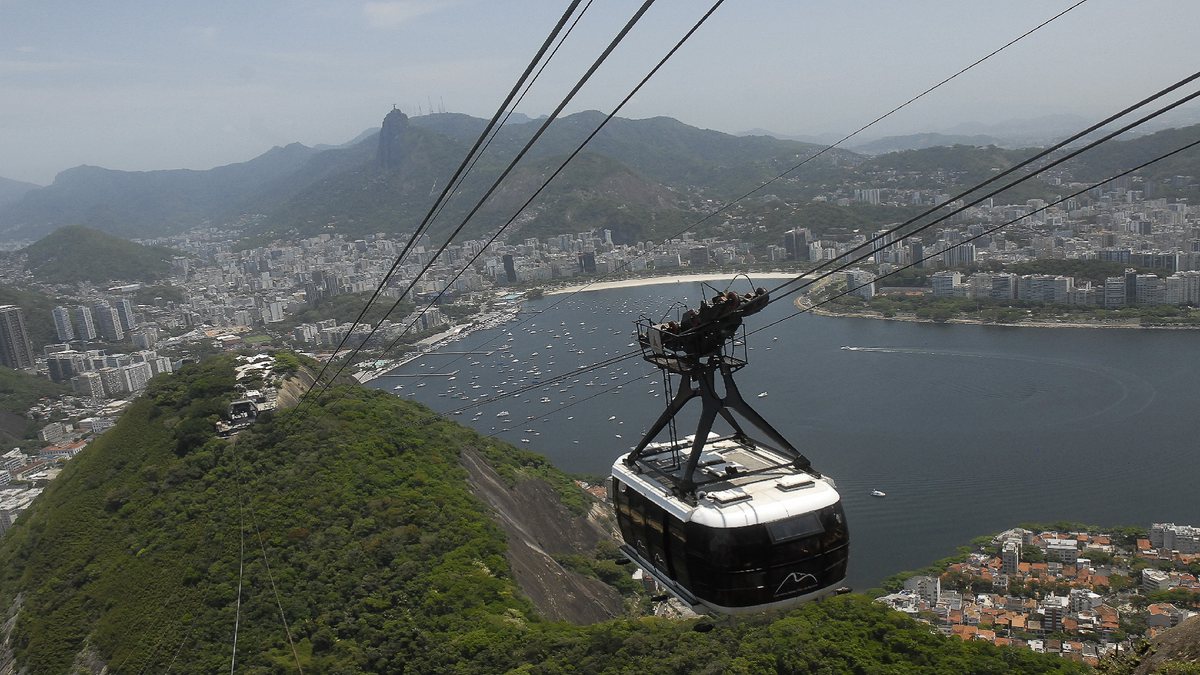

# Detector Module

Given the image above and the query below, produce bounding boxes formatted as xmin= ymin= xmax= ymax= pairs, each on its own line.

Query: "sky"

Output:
xmin=3 ymin=0 xmax=1200 ymax=185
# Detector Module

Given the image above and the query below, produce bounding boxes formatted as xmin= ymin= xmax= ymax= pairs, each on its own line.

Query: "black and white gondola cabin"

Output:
xmin=612 ymin=434 xmax=848 ymax=614
xmin=611 ymin=289 xmax=849 ymax=614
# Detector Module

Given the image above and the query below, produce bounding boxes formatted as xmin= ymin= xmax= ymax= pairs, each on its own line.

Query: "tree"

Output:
xmin=1082 ymin=548 xmax=1114 ymax=566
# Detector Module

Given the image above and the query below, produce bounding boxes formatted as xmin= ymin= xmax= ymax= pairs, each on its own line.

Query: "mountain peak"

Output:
xmin=378 ymin=108 xmax=411 ymax=170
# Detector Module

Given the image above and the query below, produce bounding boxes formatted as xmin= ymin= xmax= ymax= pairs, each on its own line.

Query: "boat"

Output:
xmin=757 ymin=392 xmax=768 ymax=398
xmin=496 ymin=411 xmax=510 ymax=417
xmin=871 ymin=490 xmax=886 ymax=497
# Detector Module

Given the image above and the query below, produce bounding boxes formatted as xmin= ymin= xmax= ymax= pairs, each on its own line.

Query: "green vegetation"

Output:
xmin=21 ymin=225 xmax=176 ymax=284
xmin=554 ymin=545 xmax=643 ymax=598
xmin=738 ymin=201 xmax=923 ymax=247
xmin=1145 ymin=588 xmax=1200 ymax=609
xmin=1007 ymin=259 xmax=1161 ymax=286
xmin=132 ymin=284 xmax=186 ymax=305
xmin=1016 ymin=522 xmax=1145 ymax=547
xmin=0 ymin=358 xmax=1087 ymax=673
xmin=832 ymin=292 xmax=1200 ymax=326
xmin=0 ymin=283 xmax=64 ymax=349
xmin=877 ymin=545 xmax=977 ymax=595
xmin=0 ymin=365 xmax=69 ymax=413
xmin=438 ymin=302 xmax=480 ymax=321
xmin=275 ymin=292 xmax=414 ymax=332
xmin=271 ymin=351 xmax=302 ymax=376
xmin=0 ymin=366 xmax=69 ymax=445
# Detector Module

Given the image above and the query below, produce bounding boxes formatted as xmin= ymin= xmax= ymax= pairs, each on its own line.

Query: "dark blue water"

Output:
xmin=369 ymin=282 xmax=1200 ymax=589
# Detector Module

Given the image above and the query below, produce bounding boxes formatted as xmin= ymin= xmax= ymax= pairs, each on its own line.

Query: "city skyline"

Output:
xmin=4 ymin=0 xmax=1200 ymax=184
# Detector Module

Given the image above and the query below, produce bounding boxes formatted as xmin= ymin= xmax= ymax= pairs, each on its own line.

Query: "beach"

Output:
xmin=546 ymin=271 xmax=806 ymax=295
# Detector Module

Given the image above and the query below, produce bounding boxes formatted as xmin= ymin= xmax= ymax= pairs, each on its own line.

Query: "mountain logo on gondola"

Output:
xmin=775 ymin=572 xmax=819 ymax=597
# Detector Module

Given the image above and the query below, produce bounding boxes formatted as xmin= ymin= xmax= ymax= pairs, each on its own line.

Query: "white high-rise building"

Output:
xmin=72 ymin=306 xmax=97 ymax=341
xmin=52 ymin=306 xmax=74 ymax=341
xmin=845 ymin=269 xmax=876 ymax=300
xmin=931 ymin=271 xmax=962 ymax=297
xmin=72 ymin=371 xmax=105 ymax=399
xmin=903 ymin=575 xmax=941 ymax=606
xmin=121 ymin=362 xmax=153 ymax=393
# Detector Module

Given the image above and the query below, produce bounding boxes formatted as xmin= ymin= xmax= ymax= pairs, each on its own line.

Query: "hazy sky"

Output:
xmin=3 ymin=0 xmax=1199 ymax=185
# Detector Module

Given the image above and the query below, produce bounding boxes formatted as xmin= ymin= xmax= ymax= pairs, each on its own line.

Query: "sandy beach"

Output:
xmin=546 ymin=271 xmax=806 ymax=295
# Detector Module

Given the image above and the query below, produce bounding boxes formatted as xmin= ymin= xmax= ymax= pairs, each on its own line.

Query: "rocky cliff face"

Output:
xmin=460 ymin=448 xmax=625 ymax=624
xmin=377 ymin=108 xmax=411 ymax=171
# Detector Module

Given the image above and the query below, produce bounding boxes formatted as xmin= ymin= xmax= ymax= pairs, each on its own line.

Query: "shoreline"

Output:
xmin=799 ymin=297 xmax=1199 ymax=330
xmin=546 ymin=272 xmax=805 ymax=295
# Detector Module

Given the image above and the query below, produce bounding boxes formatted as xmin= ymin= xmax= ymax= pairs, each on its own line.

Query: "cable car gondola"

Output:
xmin=610 ymin=286 xmax=848 ymax=614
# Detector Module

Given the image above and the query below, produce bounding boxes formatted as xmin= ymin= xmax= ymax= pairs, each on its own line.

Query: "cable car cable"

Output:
xmin=300 ymin=0 xmax=586 ymax=406
xmin=247 ymin=503 xmax=304 ymax=673
xmin=387 ymin=0 xmax=1090 ymax=387
xmin=441 ymin=87 xmax=1200 ymax=420
xmin=304 ymin=0 xmax=1097 ymax=417
xmin=231 ymin=443 xmax=305 ymax=672
xmin=485 ymin=371 xmax=654 ymax=439
xmin=371 ymin=0 xmax=728 ymax=368
xmin=445 ymin=351 xmax=641 ymax=415
xmin=517 ymin=130 xmax=1199 ymax=444
xmin=313 ymin=1 xmax=1144 ymax=422
xmin=420 ymin=0 xmax=597 ymax=235
xmin=230 ymin=456 xmax=246 ymax=674
xmin=303 ymin=0 xmax=659 ymax=409
xmin=748 ymin=133 xmax=1200 ymax=336
xmin=763 ymin=71 xmax=1200 ymax=301
xmin=648 ymin=78 xmax=1200 ymax=349
xmin=305 ymin=0 xmax=712 ymax=408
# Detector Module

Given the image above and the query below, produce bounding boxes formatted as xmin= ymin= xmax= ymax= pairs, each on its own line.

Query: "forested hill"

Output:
xmin=19 ymin=225 xmax=176 ymax=284
xmin=0 ymin=355 xmax=1086 ymax=673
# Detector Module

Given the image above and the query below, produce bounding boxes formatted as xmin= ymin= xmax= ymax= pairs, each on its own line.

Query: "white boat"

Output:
xmin=757 ymin=392 xmax=768 ymax=398
xmin=496 ymin=411 xmax=510 ymax=417
xmin=871 ymin=490 xmax=886 ymax=498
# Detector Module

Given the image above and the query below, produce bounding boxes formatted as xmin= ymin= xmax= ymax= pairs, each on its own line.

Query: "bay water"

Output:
xmin=370 ymin=281 xmax=1200 ymax=589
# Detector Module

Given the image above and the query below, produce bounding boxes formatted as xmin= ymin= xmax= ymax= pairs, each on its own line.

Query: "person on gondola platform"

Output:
xmin=650 ymin=287 xmax=770 ymax=357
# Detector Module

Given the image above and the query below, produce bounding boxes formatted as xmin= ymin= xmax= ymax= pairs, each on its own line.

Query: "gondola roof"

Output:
xmin=614 ymin=433 xmax=840 ymax=528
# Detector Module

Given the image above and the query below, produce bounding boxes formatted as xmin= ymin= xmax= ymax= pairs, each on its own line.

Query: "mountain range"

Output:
xmin=0 ymin=177 xmax=40 ymax=211
xmin=1 ymin=111 xmax=1197 ymax=246
xmin=0 ymin=110 xmax=852 ymax=244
